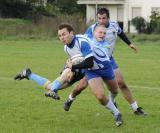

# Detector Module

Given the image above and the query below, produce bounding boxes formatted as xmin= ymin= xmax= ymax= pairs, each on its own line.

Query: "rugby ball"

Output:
xmin=71 ymin=54 xmax=85 ymax=65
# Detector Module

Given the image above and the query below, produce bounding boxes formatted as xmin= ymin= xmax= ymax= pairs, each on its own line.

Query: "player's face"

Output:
xmin=94 ymin=26 xmax=106 ymax=41
xmin=58 ymin=28 xmax=74 ymax=45
xmin=97 ymin=13 xmax=109 ymax=26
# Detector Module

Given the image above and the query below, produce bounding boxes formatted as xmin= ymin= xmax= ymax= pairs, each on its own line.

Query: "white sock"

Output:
xmin=69 ymin=94 xmax=75 ymax=101
xmin=106 ymin=99 xmax=120 ymax=116
xmin=131 ymin=101 xmax=138 ymax=111
xmin=109 ymin=92 xmax=117 ymax=103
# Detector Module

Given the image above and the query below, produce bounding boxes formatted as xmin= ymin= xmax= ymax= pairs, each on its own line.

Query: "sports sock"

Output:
xmin=50 ymin=80 xmax=62 ymax=92
xmin=109 ymin=92 xmax=117 ymax=103
xmin=68 ymin=94 xmax=75 ymax=101
xmin=131 ymin=101 xmax=138 ymax=111
xmin=105 ymin=99 xmax=120 ymax=116
xmin=28 ymin=73 xmax=49 ymax=86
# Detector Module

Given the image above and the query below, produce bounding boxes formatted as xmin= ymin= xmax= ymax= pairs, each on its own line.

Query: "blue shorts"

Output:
xmin=85 ymin=62 xmax=115 ymax=80
xmin=110 ymin=56 xmax=118 ymax=70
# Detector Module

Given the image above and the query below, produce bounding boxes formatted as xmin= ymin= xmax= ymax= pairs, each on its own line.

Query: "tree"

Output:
xmin=150 ymin=10 xmax=160 ymax=33
xmin=26 ymin=0 xmax=48 ymax=6
xmin=131 ymin=17 xmax=146 ymax=33
xmin=54 ymin=0 xmax=85 ymax=15
xmin=0 ymin=0 xmax=33 ymax=18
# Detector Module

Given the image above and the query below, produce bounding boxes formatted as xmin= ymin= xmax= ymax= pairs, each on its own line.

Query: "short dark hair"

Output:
xmin=97 ymin=8 xmax=110 ymax=18
xmin=58 ymin=23 xmax=74 ymax=32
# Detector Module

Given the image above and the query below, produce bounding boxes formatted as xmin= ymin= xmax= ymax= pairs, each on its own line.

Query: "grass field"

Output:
xmin=0 ymin=39 xmax=160 ymax=133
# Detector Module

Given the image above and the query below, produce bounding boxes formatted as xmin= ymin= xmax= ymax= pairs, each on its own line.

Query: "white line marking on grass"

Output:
xmin=0 ymin=77 xmax=14 ymax=81
xmin=130 ymin=85 xmax=160 ymax=91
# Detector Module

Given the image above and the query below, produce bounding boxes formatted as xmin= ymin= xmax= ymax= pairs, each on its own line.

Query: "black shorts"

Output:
xmin=68 ymin=70 xmax=85 ymax=86
xmin=60 ymin=67 xmax=85 ymax=86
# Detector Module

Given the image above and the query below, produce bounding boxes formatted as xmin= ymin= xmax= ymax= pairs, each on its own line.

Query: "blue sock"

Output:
xmin=29 ymin=73 xmax=49 ymax=86
xmin=51 ymin=80 xmax=62 ymax=92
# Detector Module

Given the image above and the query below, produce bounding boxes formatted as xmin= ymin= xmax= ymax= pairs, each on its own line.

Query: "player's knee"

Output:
xmin=111 ymin=87 xmax=118 ymax=93
xmin=60 ymin=68 xmax=73 ymax=81
xmin=84 ymin=82 xmax=88 ymax=88
xmin=80 ymin=83 xmax=88 ymax=89
xmin=118 ymin=80 xmax=127 ymax=89
xmin=77 ymin=80 xmax=88 ymax=90
xmin=96 ymin=94 xmax=106 ymax=105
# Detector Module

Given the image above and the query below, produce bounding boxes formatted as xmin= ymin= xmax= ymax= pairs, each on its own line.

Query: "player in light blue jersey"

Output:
xmin=58 ymin=23 xmax=123 ymax=126
xmin=65 ymin=8 xmax=146 ymax=116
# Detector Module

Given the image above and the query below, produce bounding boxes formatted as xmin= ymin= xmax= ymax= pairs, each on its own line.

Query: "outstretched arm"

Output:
xmin=128 ymin=44 xmax=138 ymax=53
xmin=118 ymin=31 xmax=138 ymax=53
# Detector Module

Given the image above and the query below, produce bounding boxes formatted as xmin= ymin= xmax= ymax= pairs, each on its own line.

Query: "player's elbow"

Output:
xmin=85 ymin=56 xmax=94 ymax=68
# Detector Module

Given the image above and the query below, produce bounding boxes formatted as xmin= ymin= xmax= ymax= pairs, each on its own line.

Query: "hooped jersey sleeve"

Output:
xmin=110 ymin=21 xmax=122 ymax=34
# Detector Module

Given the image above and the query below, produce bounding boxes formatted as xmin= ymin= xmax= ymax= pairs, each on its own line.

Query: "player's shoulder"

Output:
xmin=108 ymin=20 xmax=122 ymax=32
xmin=87 ymin=23 xmax=98 ymax=30
xmin=76 ymin=34 xmax=90 ymax=42
xmin=76 ymin=34 xmax=85 ymax=38
xmin=91 ymin=23 xmax=98 ymax=28
xmin=75 ymin=35 xmax=92 ymax=49
xmin=109 ymin=21 xmax=119 ymax=27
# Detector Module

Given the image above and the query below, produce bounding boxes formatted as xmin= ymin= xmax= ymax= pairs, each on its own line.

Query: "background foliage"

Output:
xmin=131 ymin=10 xmax=160 ymax=34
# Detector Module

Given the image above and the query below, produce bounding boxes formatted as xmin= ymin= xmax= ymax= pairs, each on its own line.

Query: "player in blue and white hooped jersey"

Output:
xmin=64 ymin=34 xmax=114 ymax=80
xmin=13 ymin=23 xmax=123 ymax=126
xmin=58 ymin=23 xmax=123 ymax=126
xmin=66 ymin=8 xmax=146 ymax=116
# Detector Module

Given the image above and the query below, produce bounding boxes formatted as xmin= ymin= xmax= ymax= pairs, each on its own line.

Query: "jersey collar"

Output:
xmin=67 ymin=36 xmax=76 ymax=48
xmin=105 ymin=22 xmax=110 ymax=28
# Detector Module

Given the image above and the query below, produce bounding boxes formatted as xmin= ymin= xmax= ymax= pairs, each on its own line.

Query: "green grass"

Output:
xmin=0 ymin=39 xmax=160 ymax=133
xmin=0 ymin=18 xmax=32 ymax=25
xmin=0 ymin=18 xmax=55 ymax=40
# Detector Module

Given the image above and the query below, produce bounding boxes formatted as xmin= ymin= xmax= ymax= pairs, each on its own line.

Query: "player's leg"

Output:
xmin=100 ymin=68 xmax=123 ymax=127
xmin=14 ymin=68 xmax=60 ymax=99
xmin=88 ymin=77 xmax=122 ymax=127
xmin=110 ymin=56 xmax=146 ymax=115
xmin=14 ymin=68 xmax=51 ymax=88
xmin=64 ymin=76 xmax=88 ymax=111
xmin=46 ymin=68 xmax=73 ymax=91
xmin=14 ymin=68 xmax=73 ymax=100
xmin=115 ymin=68 xmax=134 ymax=103
xmin=45 ymin=68 xmax=74 ymax=99
xmin=104 ymin=78 xmax=119 ymax=107
xmin=70 ymin=76 xmax=88 ymax=98
xmin=114 ymin=68 xmax=146 ymax=115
